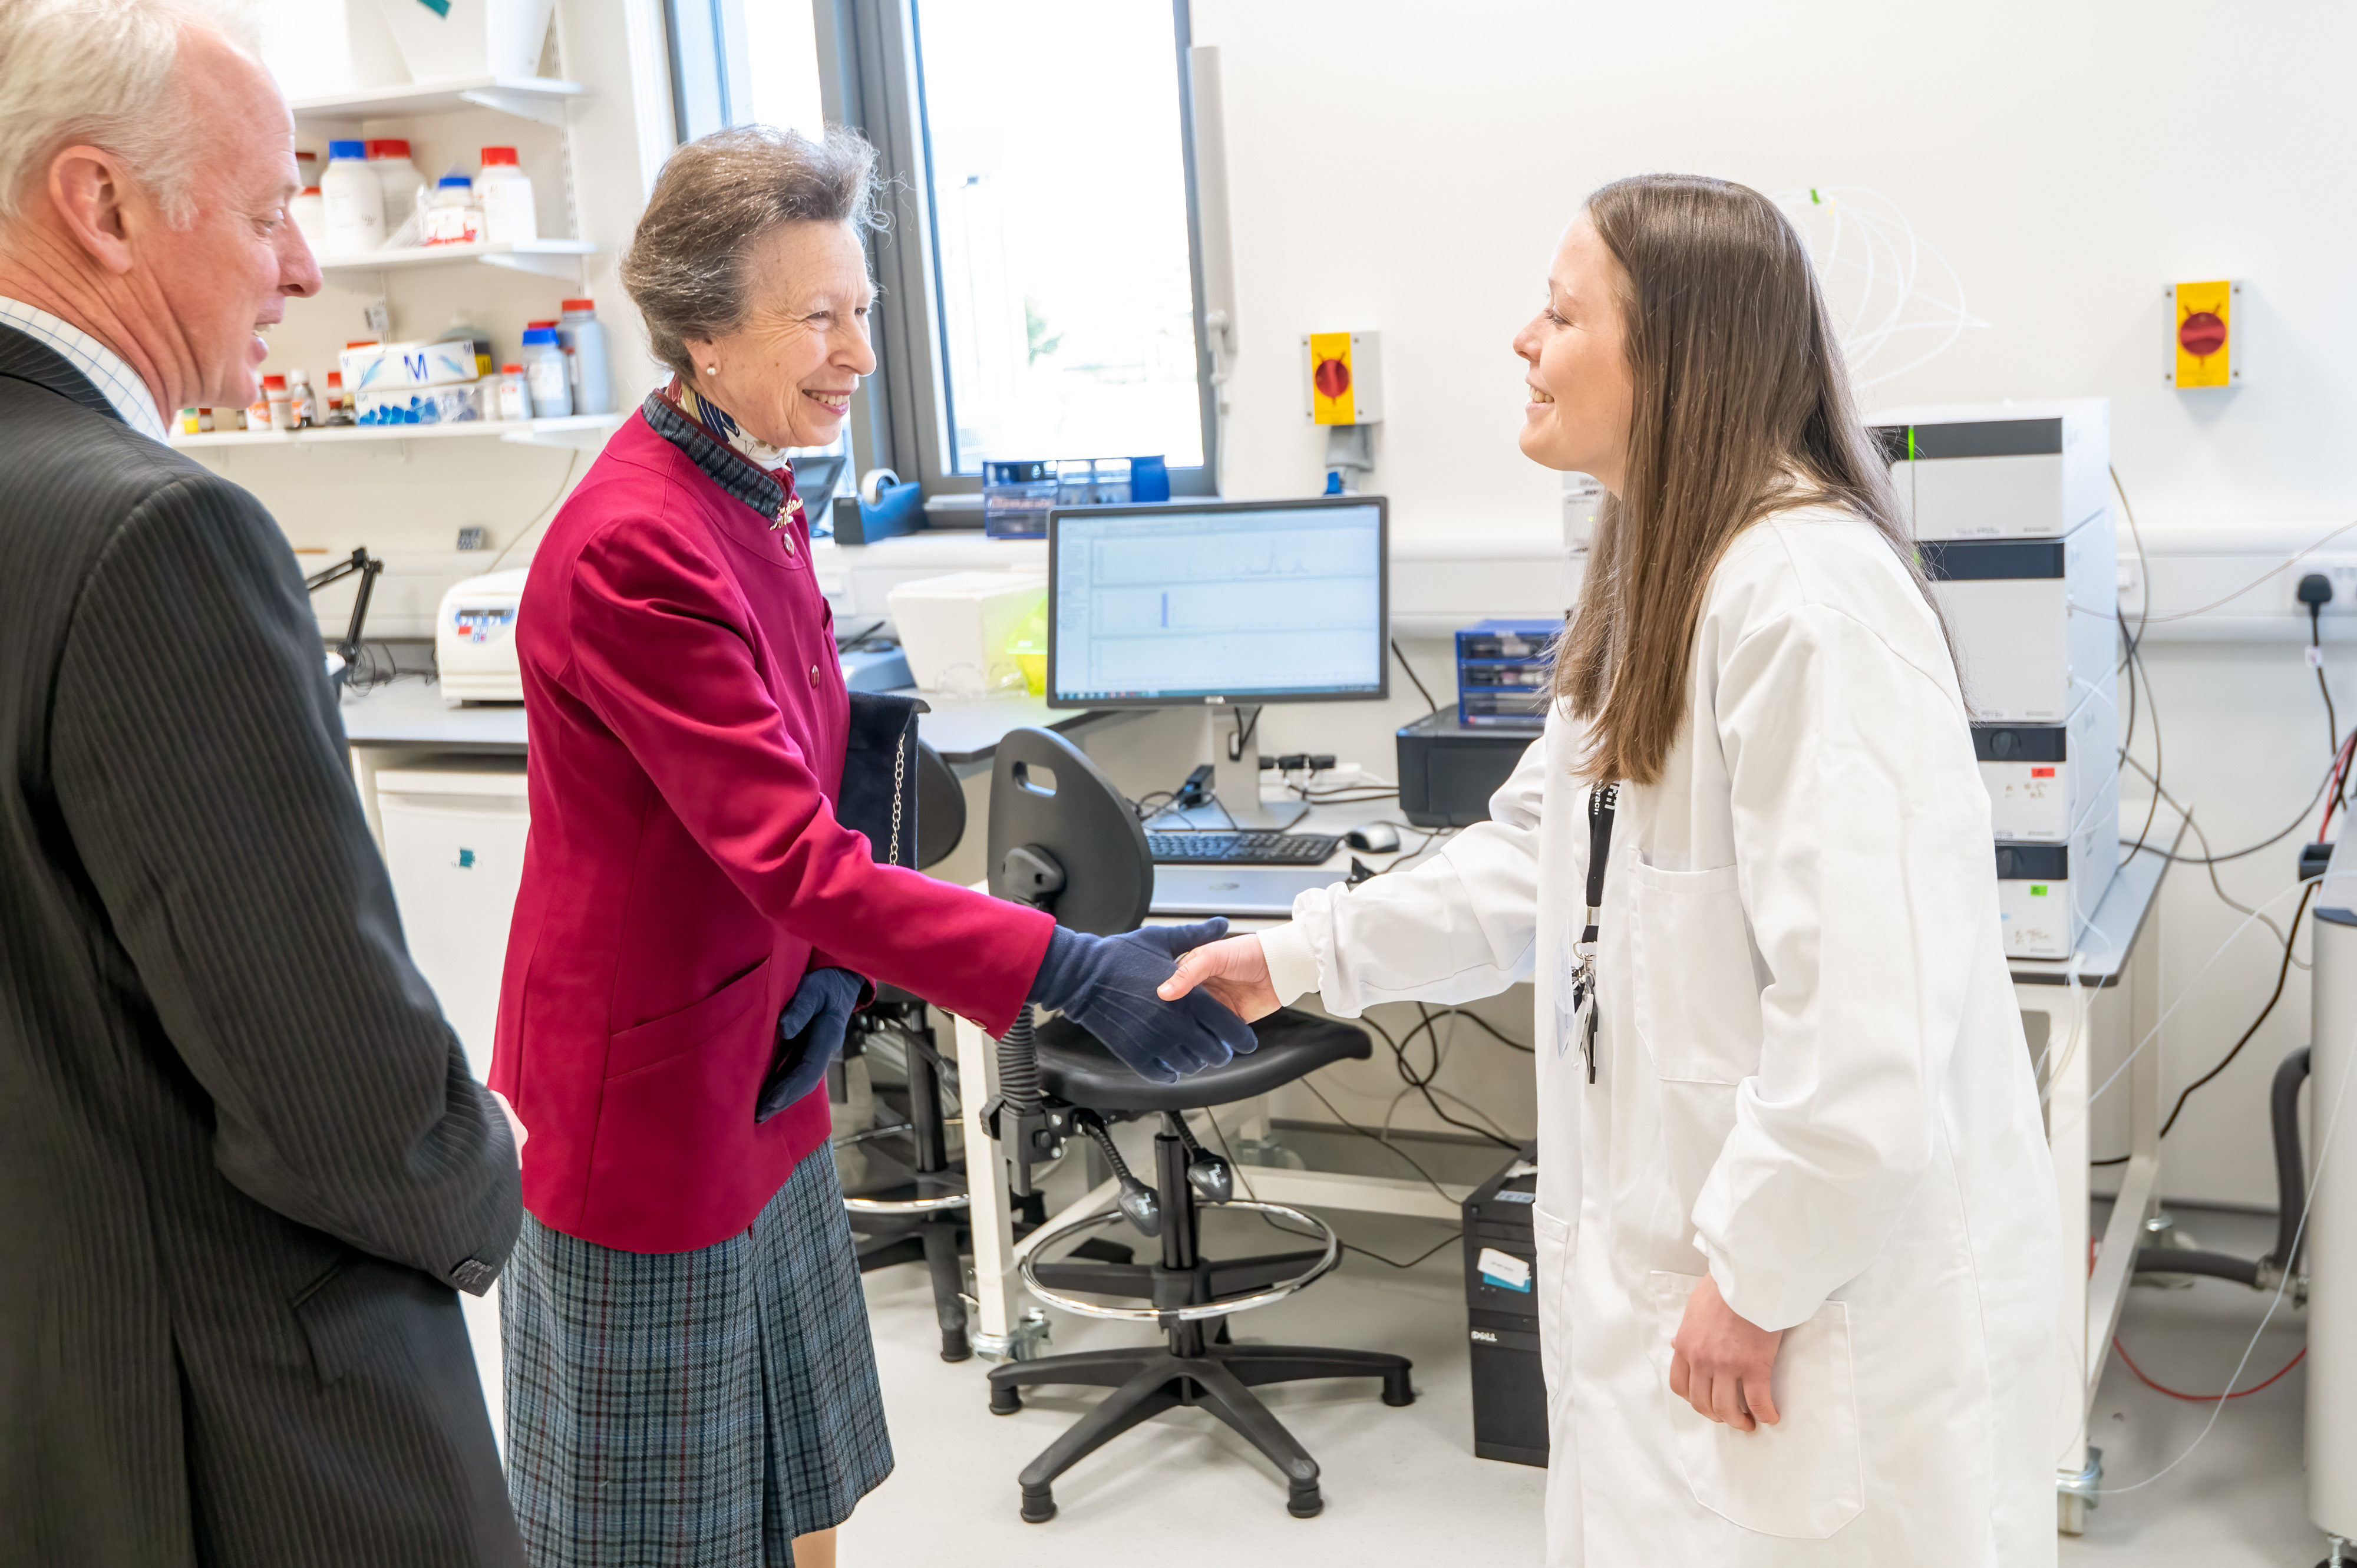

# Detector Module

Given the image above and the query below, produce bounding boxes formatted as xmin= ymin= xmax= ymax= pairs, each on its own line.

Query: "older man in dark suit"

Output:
xmin=0 ymin=4 xmax=526 ymax=1563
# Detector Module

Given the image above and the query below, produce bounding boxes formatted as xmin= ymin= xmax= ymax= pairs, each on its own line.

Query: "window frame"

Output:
xmin=811 ymin=0 xmax=1220 ymax=514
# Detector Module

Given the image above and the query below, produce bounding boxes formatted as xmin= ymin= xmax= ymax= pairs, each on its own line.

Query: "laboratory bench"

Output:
xmin=336 ymin=674 xmax=1116 ymax=842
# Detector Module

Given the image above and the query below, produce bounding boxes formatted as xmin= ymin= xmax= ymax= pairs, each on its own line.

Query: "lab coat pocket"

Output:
xmin=1629 ymin=861 xmax=1762 ymax=1084
xmin=1646 ymin=1271 xmax=1864 ymax=1540
xmin=1531 ymin=1206 xmax=1573 ymax=1417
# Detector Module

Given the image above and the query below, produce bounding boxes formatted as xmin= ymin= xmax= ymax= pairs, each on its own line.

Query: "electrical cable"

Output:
xmin=2094 ymin=1021 xmax=2353 ymax=1494
xmin=1358 ymin=1008 xmax=1524 ymax=1150
xmin=486 ymin=447 xmax=583 ymax=571
xmin=1391 ymin=638 xmax=1440 ymax=715
xmin=2127 ymin=744 xmax=2343 ymax=866
xmin=1282 ymin=1077 xmax=1458 ymax=1203
xmin=2120 ymin=628 xmax=2164 ymax=866
xmin=2132 ymin=516 xmax=2357 ymax=626
xmin=2111 ymin=464 xmax=2150 ymax=656
xmin=1224 ymin=707 xmax=1260 ymax=763
xmin=2115 ymin=756 xmax=2303 ymax=961
xmin=2077 ymin=879 xmax=2315 ymax=1120
xmin=2099 ymin=880 xmax=2316 ymax=1158
xmin=2111 ymin=1337 xmax=2305 ymax=1404
xmin=1211 ymin=1101 xmax=1462 ymax=1270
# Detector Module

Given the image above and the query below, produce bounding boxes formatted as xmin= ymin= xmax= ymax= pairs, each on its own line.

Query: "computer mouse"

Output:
xmin=1345 ymin=822 xmax=1402 ymax=854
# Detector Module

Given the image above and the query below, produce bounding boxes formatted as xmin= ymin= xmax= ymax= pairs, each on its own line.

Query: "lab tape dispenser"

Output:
xmin=1975 ymin=671 xmax=2118 ymax=844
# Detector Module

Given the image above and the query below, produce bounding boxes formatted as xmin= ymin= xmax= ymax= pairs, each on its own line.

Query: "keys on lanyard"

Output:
xmin=1574 ymin=783 xmax=1619 ymax=1086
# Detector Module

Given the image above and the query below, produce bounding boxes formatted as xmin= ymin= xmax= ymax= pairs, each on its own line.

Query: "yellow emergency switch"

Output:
xmin=1302 ymin=331 xmax=1382 ymax=424
xmin=2167 ymin=280 xmax=2241 ymax=389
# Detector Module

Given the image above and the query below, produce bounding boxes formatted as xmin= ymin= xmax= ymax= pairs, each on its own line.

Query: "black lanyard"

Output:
xmin=1573 ymin=783 xmax=1619 ymax=1083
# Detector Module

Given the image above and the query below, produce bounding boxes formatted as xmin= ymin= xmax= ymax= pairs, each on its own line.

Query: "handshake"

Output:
xmin=777 ymin=917 xmax=1289 ymax=1097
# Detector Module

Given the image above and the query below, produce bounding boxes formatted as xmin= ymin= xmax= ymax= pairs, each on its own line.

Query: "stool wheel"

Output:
xmin=1287 ymin=1483 xmax=1323 ymax=1519
xmin=989 ymin=1384 xmax=1023 ymax=1415
xmin=1382 ymin=1370 xmax=1415 ymax=1407
xmin=1021 ymin=1484 xmax=1057 ymax=1523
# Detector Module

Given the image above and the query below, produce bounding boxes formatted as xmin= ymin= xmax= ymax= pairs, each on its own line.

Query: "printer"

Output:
xmin=434 ymin=568 xmax=917 ymax=706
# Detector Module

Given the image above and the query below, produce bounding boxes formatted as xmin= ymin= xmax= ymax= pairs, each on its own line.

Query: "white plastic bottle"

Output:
xmin=556 ymin=298 xmax=613 ymax=416
xmin=288 ymin=186 xmax=326 ymax=251
xmin=497 ymin=364 xmax=534 ymax=422
xmin=319 ymin=140 xmax=383 ymax=254
xmin=367 ymin=138 xmax=427 ymax=237
xmin=475 ymin=147 xmax=538 ymax=245
xmin=520 ymin=326 xmax=572 ymax=418
xmin=421 ymin=174 xmax=482 ymax=246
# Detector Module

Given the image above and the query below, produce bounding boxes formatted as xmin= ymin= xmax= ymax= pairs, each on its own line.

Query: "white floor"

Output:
xmin=831 ymin=1203 xmax=2332 ymax=1568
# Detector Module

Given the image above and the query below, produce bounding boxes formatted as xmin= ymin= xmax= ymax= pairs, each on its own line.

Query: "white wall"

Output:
xmin=1181 ymin=0 xmax=2357 ymax=1204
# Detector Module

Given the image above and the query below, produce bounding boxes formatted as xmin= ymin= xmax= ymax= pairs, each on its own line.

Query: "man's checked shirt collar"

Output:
xmin=0 ymin=295 xmax=168 ymax=444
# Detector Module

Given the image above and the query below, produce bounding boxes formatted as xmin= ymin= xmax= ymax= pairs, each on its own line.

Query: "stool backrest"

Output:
xmin=986 ymin=727 xmax=1152 ymax=935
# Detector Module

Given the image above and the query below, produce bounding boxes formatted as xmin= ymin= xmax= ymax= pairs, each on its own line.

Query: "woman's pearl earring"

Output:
xmin=702 ymin=365 xmax=718 ymax=376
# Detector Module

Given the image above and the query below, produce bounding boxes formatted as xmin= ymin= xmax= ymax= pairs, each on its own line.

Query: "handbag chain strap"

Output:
xmin=887 ymin=718 xmax=909 ymax=866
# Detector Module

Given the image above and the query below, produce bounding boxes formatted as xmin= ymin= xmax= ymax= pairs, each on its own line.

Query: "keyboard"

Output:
xmin=1147 ymin=830 xmax=1343 ymax=866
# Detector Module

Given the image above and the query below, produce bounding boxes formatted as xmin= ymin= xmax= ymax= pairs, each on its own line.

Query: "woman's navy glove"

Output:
xmin=757 ymin=967 xmax=866 ymax=1122
xmin=1028 ymin=919 xmax=1257 ymax=1084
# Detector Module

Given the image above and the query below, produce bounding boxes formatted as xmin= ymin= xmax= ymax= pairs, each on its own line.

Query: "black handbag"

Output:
xmin=755 ymin=691 xmax=927 ymax=1121
xmin=834 ymin=690 xmax=927 ymax=867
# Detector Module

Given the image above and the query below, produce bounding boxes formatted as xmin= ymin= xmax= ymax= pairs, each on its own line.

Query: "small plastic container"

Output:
xmin=263 ymin=374 xmax=295 ymax=431
xmin=476 ymin=146 xmax=537 ymax=244
xmin=178 ymin=407 xmax=200 ymax=435
xmin=983 ymin=460 xmax=1057 ymax=539
xmin=556 ymin=298 xmax=612 ymax=415
xmin=286 ymin=368 xmax=317 ymax=427
xmin=319 ymin=140 xmax=383 ymax=253
xmin=367 ymin=139 xmax=426 ymax=232
xmin=443 ymin=313 xmax=495 ymax=378
xmin=497 ymin=364 xmax=533 ymax=421
xmin=421 ymin=174 xmax=481 ymax=246
xmin=295 ymin=148 xmax=319 ymax=193
xmin=323 ymin=371 xmax=354 ymax=426
xmin=520 ymin=326 xmax=571 ymax=417
xmin=288 ymin=186 xmax=326 ymax=250
xmin=1131 ymin=454 xmax=1170 ymax=503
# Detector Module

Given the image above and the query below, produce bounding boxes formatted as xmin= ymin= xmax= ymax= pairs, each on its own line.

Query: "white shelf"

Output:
xmin=313 ymin=237 xmax=597 ymax=280
xmin=289 ymin=76 xmax=587 ymax=128
xmin=171 ymin=413 xmax=624 ymax=452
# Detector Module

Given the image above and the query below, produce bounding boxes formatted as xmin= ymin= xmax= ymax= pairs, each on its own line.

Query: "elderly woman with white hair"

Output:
xmin=489 ymin=126 xmax=1251 ymax=1566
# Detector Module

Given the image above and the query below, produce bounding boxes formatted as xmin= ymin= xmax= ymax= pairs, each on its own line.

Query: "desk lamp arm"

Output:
xmin=303 ymin=547 xmax=385 ymax=669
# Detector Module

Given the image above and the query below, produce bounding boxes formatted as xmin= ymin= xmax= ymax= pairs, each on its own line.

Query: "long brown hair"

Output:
xmin=1553 ymin=174 xmax=1938 ymax=785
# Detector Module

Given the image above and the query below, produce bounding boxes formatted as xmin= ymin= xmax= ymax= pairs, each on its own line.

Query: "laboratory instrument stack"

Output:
xmin=1871 ymin=400 xmax=2120 ymax=960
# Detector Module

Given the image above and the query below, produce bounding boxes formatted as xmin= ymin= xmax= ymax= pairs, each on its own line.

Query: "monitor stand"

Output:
xmin=1166 ymin=705 xmax=1309 ymax=833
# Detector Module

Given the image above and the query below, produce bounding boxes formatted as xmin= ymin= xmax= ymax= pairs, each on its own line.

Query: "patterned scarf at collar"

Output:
xmin=643 ymin=376 xmax=806 ymax=532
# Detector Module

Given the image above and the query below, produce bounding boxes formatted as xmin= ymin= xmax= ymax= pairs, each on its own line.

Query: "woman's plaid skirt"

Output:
xmin=501 ymin=1144 xmax=893 ymax=1566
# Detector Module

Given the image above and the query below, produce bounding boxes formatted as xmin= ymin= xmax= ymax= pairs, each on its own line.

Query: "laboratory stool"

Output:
xmin=838 ymin=989 xmax=979 ymax=1360
xmin=986 ymin=1005 xmax=1415 ymax=1523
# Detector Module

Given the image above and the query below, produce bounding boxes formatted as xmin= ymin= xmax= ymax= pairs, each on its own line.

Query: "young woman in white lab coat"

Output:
xmin=1163 ymin=174 xmax=2061 ymax=1566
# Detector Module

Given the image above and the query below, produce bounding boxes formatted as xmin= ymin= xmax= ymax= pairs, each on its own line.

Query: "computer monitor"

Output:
xmin=1048 ymin=495 xmax=1388 ymax=827
xmin=1047 ymin=496 xmax=1388 ymax=708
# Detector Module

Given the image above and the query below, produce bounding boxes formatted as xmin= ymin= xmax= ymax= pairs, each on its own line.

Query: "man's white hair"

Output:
xmin=0 ymin=0 xmax=262 ymax=229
